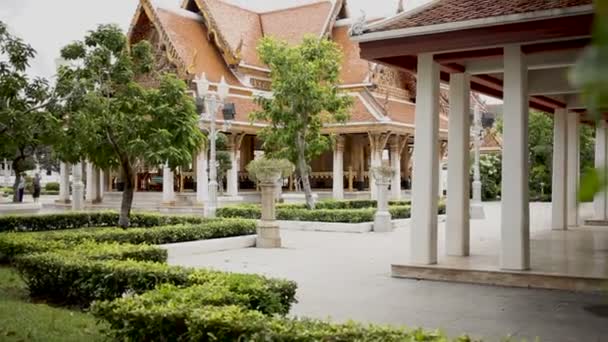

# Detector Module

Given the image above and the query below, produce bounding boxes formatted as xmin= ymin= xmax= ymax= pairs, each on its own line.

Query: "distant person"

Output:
xmin=17 ymin=175 xmax=25 ymax=202
xmin=33 ymin=173 xmax=41 ymax=203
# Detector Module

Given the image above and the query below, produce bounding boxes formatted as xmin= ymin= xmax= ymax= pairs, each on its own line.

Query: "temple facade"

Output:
xmin=58 ymin=0 xmax=451 ymax=208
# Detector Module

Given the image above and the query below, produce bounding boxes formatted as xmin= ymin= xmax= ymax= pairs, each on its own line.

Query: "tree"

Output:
xmin=0 ymin=21 xmax=59 ymax=202
xmin=251 ymin=36 xmax=352 ymax=209
xmin=56 ymin=25 xmax=204 ymax=227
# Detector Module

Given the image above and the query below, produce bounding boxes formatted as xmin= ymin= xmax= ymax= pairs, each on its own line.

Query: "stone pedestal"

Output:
xmin=257 ymin=179 xmax=281 ymax=248
xmin=470 ymin=181 xmax=485 ymax=219
xmin=373 ymin=180 xmax=392 ymax=232
xmin=162 ymin=163 xmax=175 ymax=205
xmin=71 ymin=162 xmax=84 ymax=211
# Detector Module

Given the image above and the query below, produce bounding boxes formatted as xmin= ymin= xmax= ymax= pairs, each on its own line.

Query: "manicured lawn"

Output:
xmin=0 ymin=266 xmax=107 ymax=342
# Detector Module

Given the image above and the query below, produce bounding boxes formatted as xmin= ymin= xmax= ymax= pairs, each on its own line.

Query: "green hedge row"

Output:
xmin=0 ymin=219 xmax=256 ymax=262
xmin=277 ymin=199 xmax=410 ymax=210
xmin=14 ymin=252 xmax=297 ymax=313
xmin=0 ymin=211 xmax=208 ymax=232
xmin=94 ymin=290 xmax=461 ymax=342
xmin=218 ymin=204 xmax=418 ymax=223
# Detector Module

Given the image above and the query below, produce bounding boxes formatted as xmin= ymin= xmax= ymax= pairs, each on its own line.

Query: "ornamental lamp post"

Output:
xmin=194 ymin=73 xmax=230 ymax=218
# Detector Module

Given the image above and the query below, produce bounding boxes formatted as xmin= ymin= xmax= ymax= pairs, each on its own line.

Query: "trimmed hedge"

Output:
xmin=0 ymin=219 xmax=256 ymax=262
xmin=44 ymin=182 xmax=60 ymax=191
xmin=95 ymin=300 xmax=459 ymax=342
xmin=41 ymin=219 xmax=256 ymax=245
xmin=0 ymin=211 xmax=208 ymax=232
xmin=91 ymin=284 xmax=262 ymax=341
xmin=218 ymin=204 xmax=415 ymax=223
xmin=14 ymin=252 xmax=297 ymax=312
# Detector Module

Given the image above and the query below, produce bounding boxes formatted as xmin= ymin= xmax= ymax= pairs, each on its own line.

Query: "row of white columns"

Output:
xmin=412 ymin=45 xmax=593 ymax=271
xmin=332 ymin=134 xmax=414 ymax=201
xmin=412 ymin=46 xmax=532 ymax=268
xmin=58 ymin=161 xmax=105 ymax=210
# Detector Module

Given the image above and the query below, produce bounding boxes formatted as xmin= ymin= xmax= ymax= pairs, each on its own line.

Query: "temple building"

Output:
xmin=58 ymin=0 xmax=452 ymax=209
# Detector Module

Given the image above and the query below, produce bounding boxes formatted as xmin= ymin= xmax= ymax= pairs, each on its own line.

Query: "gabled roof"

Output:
xmin=260 ymin=1 xmax=333 ymax=45
xmin=365 ymin=0 xmax=593 ymax=33
xmin=194 ymin=0 xmax=263 ymax=66
xmin=183 ymin=0 xmax=337 ymax=68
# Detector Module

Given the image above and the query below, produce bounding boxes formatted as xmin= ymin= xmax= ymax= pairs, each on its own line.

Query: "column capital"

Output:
xmin=334 ymin=135 xmax=345 ymax=152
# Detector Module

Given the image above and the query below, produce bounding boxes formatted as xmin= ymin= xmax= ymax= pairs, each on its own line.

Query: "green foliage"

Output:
xmin=14 ymin=253 xmax=297 ymax=312
xmin=570 ymin=1 xmax=608 ymax=119
xmin=246 ymin=157 xmax=295 ymax=183
xmin=489 ymin=112 xmax=595 ymax=201
xmin=97 ymin=302 xmax=457 ymax=342
xmin=44 ymin=182 xmax=59 ymax=191
xmin=217 ymin=201 xmax=438 ymax=223
xmin=0 ymin=21 xmax=60 ymax=202
xmin=55 ymin=24 xmax=204 ymax=227
xmin=90 ymin=284 xmax=253 ymax=341
xmin=0 ymin=267 xmax=108 ymax=342
xmin=251 ymin=36 xmax=352 ymax=209
xmin=0 ymin=234 xmax=166 ymax=263
xmin=0 ymin=211 xmax=207 ymax=232
xmin=33 ymin=219 xmax=256 ymax=245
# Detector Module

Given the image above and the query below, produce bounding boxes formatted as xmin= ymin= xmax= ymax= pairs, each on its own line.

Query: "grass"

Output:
xmin=0 ymin=266 xmax=108 ymax=342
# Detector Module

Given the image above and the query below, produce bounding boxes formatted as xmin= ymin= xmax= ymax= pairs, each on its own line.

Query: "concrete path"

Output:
xmin=168 ymin=202 xmax=608 ymax=342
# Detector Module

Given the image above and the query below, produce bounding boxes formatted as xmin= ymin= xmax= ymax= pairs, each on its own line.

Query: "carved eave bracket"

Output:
xmin=193 ymin=0 xmax=242 ymax=67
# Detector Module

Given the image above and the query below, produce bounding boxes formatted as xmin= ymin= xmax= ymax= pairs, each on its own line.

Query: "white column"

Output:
xmin=552 ymin=109 xmax=568 ymax=230
xmin=446 ymin=72 xmax=471 ymax=256
xmin=410 ymin=53 xmax=440 ymax=265
xmin=162 ymin=163 xmax=175 ymax=203
xmin=369 ymin=150 xmax=380 ymax=199
xmin=332 ymin=136 xmax=345 ymax=199
xmin=226 ymin=149 xmax=238 ymax=197
xmin=500 ymin=45 xmax=530 ymax=270
xmin=196 ymin=148 xmax=209 ymax=205
xmin=567 ymin=113 xmax=580 ymax=227
xmin=390 ymin=137 xmax=402 ymax=200
xmin=71 ymin=162 xmax=84 ymax=210
xmin=85 ymin=162 xmax=98 ymax=203
xmin=594 ymin=120 xmax=608 ymax=220
xmin=98 ymin=169 xmax=105 ymax=202
xmin=59 ymin=162 xmax=70 ymax=203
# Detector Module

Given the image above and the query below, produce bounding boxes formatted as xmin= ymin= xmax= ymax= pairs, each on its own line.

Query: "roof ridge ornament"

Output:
xmin=348 ymin=10 xmax=366 ymax=36
xmin=396 ymin=0 xmax=404 ymax=14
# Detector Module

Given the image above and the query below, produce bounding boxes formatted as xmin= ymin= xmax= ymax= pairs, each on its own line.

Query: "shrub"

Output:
xmin=37 ymin=219 xmax=257 ymax=245
xmin=186 ymin=305 xmax=455 ymax=342
xmin=91 ymin=284 xmax=253 ymax=341
xmin=14 ymin=253 xmax=297 ymax=312
xmin=44 ymin=182 xmax=60 ymax=191
xmin=0 ymin=233 xmax=68 ymax=263
xmin=96 ymin=302 xmax=455 ymax=342
xmin=0 ymin=211 xmax=208 ymax=232
xmin=277 ymin=207 xmax=376 ymax=223
xmin=219 ymin=202 xmax=418 ymax=223
xmin=0 ymin=235 xmax=166 ymax=264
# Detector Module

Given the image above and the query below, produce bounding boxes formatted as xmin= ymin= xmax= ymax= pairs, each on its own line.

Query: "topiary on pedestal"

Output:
xmin=246 ymin=158 xmax=294 ymax=248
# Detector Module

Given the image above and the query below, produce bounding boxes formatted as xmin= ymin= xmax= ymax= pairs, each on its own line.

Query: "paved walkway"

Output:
xmin=168 ymin=202 xmax=608 ymax=342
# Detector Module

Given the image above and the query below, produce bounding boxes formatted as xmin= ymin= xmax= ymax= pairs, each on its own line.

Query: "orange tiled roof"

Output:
xmin=259 ymin=1 xmax=332 ymax=46
xmin=332 ymin=26 xmax=369 ymax=85
xmin=155 ymin=8 xmax=241 ymax=85
xmin=201 ymin=0 xmax=264 ymax=67
xmin=367 ymin=0 xmax=592 ymax=32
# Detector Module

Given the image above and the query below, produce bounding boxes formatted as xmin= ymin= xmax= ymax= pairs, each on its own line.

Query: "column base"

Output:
xmin=256 ymin=221 xmax=281 ymax=248
xmin=373 ymin=211 xmax=392 ymax=232
xmin=470 ymin=203 xmax=485 ymax=219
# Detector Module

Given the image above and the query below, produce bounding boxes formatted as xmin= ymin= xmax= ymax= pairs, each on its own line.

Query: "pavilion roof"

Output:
xmin=365 ymin=0 xmax=592 ymax=33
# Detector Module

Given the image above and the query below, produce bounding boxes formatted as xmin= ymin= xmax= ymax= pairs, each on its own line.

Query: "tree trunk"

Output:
xmin=118 ymin=161 xmax=134 ymax=228
xmin=296 ymin=134 xmax=315 ymax=209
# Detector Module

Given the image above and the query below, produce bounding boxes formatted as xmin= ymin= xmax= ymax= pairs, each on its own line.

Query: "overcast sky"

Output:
xmin=1 ymin=0 xmax=431 ymax=79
